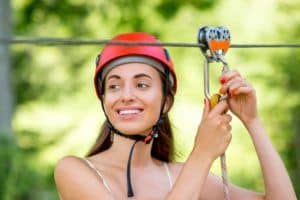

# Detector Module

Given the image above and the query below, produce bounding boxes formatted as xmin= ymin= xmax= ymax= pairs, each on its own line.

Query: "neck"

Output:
xmin=109 ymin=133 xmax=156 ymax=168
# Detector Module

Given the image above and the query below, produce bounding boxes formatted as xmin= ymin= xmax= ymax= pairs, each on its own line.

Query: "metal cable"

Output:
xmin=1 ymin=37 xmax=300 ymax=48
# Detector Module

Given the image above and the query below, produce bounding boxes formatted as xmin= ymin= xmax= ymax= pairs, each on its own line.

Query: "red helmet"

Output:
xmin=94 ymin=32 xmax=177 ymax=99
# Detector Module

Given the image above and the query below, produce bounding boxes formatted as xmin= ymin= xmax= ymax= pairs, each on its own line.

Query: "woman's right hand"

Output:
xmin=192 ymin=99 xmax=232 ymax=162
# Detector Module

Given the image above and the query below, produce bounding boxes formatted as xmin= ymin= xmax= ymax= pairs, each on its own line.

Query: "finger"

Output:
xmin=227 ymin=124 xmax=232 ymax=131
xmin=221 ymin=124 xmax=232 ymax=132
xmin=226 ymin=133 xmax=232 ymax=143
xmin=219 ymin=70 xmax=241 ymax=84
xmin=228 ymin=80 xmax=247 ymax=95
xmin=209 ymin=101 xmax=229 ymax=117
xmin=202 ymin=98 xmax=210 ymax=119
xmin=221 ymin=124 xmax=232 ymax=134
xmin=232 ymin=86 xmax=253 ymax=95
xmin=221 ymin=114 xmax=232 ymax=123
xmin=219 ymin=76 xmax=244 ymax=94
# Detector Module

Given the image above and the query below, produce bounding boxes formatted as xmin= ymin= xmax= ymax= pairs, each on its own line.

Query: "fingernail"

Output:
xmin=220 ymin=78 xmax=226 ymax=84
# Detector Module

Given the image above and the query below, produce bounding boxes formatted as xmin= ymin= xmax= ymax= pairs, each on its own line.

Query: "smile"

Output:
xmin=116 ymin=108 xmax=144 ymax=117
xmin=119 ymin=110 xmax=141 ymax=115
xmin=116 ymin=108 xmax=144 ymax=120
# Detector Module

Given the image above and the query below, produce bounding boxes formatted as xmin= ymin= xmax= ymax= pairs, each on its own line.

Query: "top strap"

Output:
xmin=83 ymin=158 xmax=113 ymax=194
xmin=163 ymin=162 xmax=173 ymax=189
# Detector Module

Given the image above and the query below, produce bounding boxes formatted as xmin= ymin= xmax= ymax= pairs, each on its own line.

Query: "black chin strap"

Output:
xmin=127 ymin=140 xmax=138 ymax=197
xmin=107 ymin=122 xmax=146 ymax=141
xmin=126 ymin=124 xmax=161 ymax=197
xmin=100 ymin=100 xmax=162 ymax=197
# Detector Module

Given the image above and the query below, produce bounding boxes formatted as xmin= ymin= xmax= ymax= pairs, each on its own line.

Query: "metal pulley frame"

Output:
xmin=198 ymin=26 xmax=231 ymax=200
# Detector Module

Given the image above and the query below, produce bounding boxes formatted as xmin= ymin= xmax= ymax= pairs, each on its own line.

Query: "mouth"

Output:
xmin=116 ymin=108 xmax=144 ymax=119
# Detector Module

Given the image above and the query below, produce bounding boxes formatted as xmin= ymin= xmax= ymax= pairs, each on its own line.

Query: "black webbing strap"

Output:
xmin=126 ymin=140 xmax=138 ymax=197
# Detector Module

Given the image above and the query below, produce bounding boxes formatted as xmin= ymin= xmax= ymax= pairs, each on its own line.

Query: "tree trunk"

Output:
xmin=0 ymin=0 xmax=13 ymax=135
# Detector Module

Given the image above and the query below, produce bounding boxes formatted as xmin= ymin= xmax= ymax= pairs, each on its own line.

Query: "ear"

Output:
xmin=163 ymin=96 xmax=172 ymax=114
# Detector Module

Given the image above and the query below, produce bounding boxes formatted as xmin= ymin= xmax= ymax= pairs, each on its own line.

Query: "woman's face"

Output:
xmin=103 ymin=63 xmax=165 ymax=135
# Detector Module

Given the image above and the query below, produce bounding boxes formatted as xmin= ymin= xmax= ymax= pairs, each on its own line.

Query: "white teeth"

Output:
xmin=119 ymin=109 xmax=141 ymax=115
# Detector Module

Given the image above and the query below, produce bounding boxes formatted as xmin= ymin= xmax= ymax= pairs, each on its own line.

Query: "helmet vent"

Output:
xmin=95 ymin=54 xmax=101 ymax=68
xmin=163 ymin=48 xmax=170 ymax=61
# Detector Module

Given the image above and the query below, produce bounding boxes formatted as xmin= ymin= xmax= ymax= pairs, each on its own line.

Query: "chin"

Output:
xmin=114 ymin=123 xmax=152 ymax=136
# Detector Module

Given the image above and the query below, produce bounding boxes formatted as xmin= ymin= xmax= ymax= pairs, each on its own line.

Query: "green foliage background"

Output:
xmin=1 ymin=0 xmax=299 ymax=199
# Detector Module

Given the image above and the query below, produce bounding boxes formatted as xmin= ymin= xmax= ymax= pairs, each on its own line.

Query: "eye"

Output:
xmin=108 ymin=84 xmax=120 ymax=90
xmin=137 ymin=83 xmax=149 ymax=89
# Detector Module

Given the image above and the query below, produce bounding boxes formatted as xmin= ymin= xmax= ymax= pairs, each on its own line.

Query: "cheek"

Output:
xmin=102 ymin=94 xmax=118 ymax=112
xmin=142 ymin=89 xmax=163 ymax=112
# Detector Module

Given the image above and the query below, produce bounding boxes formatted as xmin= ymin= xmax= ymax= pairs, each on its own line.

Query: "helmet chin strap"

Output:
xmin=125 ymin=120 xmax=162 ymax=197
xmin=100 ymin=100 xmax=165 ymax=197
xmin=100 ymin=68 xmax=169 ymax=197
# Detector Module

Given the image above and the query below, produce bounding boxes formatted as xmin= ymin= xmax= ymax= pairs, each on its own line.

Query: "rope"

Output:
xmin=1 ymin=37 xmax=300 ymax=48
xmin=221 ymin=154 xmax=229 ymax=200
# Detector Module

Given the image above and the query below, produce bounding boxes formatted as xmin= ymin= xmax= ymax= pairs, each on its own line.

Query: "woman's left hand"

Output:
xmin=219 ymin=70 xmax=258 ymax=124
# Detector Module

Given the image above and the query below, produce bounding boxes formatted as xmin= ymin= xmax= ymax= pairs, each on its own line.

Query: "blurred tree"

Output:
xmin=272 ymin=48 xmax=300 ymax=196
xmin=0 ymin=0 xmax=14 ymax=135
xmin=269 ymin=1 xmax=300 ymax=197
xmin=8 ymin=1 xmax=219 ymax=199
xmin=5 ymin=0 xmax=299 ymax=199
xmin=12 ymin=0 xmax=218 ymax=104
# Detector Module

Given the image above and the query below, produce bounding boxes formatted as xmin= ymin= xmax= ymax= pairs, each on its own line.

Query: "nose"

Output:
xmin=120 ymin=84 xmax=135 ymax=103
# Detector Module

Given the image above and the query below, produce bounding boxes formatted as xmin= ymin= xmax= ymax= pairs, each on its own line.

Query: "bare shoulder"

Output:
xmin=55 ymin=155 xmax=85 ymax=174
xmin=54 ymin=155 xmax=113 ymax=200
xmin=54 ymin=156 xmax=87 ymax=183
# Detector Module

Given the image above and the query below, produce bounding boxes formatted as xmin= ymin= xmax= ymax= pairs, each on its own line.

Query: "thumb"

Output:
xmin=202 ymin=98 xmax=210 ymax=119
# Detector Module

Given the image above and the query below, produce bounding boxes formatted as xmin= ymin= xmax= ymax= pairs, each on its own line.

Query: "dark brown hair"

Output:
xmin=86 ymin=69 xmax=176 ymax=162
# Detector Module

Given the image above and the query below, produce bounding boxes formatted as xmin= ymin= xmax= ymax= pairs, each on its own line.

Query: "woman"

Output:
xmin=54 ymin=32 xmax=297 ymax=200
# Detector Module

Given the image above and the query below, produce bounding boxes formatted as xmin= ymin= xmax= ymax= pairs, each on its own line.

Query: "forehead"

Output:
xmin=106 ymin=63 xmax=161 ymax=79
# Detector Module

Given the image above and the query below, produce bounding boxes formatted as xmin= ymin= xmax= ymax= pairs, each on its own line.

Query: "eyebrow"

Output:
xmin=107 ymin=74 xmax=121 ymax=80
xmin=107 ymin=73 xmax=152 ymax=80
xmin=134 ymin=73 xmax=152 ymax=80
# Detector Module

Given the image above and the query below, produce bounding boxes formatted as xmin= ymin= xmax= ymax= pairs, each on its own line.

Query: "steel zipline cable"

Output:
xmin=1 ymin=37 xmax=300 ymax=48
